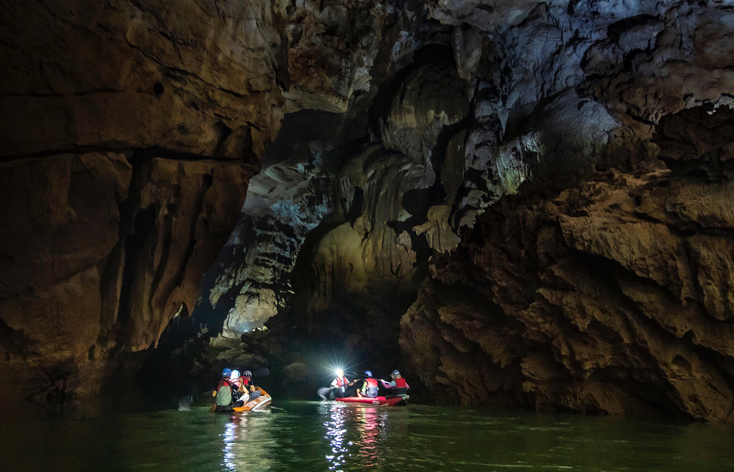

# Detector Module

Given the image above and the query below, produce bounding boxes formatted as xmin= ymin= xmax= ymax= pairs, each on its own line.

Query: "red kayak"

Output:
xmin=335 ymin=395 xmax=408 ymax=406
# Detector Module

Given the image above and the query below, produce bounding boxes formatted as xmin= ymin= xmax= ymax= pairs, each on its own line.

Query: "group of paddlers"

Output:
xmin=212 ymin=368 xmax=261 ymax=411
xmin=212 ymin=366 xmax=410 ymax=410
xmin=319 ymin=369 xmax=410 ymax=400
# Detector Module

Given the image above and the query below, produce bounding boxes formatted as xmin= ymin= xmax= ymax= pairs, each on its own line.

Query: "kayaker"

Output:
xmin=330 ymin=368 xmax=350 ymax=398
xmin=212 ymin=368 xmax=235 ymax=411
xmin=230 ymin=369 xmax=248 ymax=406
xmin=381 ymin=370 xmax=410 ymax=397
xmin=239 ymin=370 xmax=261 ymax=402
xmin=231 ymin=369 xmax=241 ymax=389
xmin=358 ymin=371 xmax=379 ymax=398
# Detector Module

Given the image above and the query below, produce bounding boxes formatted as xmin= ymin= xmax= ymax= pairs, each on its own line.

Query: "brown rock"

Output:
xmin=401 ymin=106 xmax=734 ymax=420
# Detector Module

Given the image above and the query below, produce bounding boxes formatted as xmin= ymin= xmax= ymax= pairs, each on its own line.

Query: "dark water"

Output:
xmin=3 ymin=402 xmax=734 ymax=471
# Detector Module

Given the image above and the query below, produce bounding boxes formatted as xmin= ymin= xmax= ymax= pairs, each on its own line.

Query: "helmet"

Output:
xmin=231 ymin=370 xmax=240 ymax=380
xmin=222 ymin=368 xmax=232 ymax=378
xmin=364 ymin=370 xmax=372 ymax=377
xmin=243 ymin=370 xmax=252 ymax=377
xmin=391 ymin=370 xmax=400 ymax=377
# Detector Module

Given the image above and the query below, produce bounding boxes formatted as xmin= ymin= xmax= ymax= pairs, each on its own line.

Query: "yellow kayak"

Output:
xmin=211 ymin=387 xmax=272 ymax=413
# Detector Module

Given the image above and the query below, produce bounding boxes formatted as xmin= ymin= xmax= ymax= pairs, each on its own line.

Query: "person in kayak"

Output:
xmin=231 ymin=369 xmax=241 ymax=389
xmin=239 ymin=370 xmax=261 ymax=402
xmin=381 ymin=370 xmax=410 ymax=397
xmin=212 ymin=368 xmax=235 ymax=411
xmin=230 ymin=369 xmax=248 ymax=407
xmin=357 ymin=371 xmax=379 ymax=398
xmin=330 ymin=368 xmax=351 ymax=398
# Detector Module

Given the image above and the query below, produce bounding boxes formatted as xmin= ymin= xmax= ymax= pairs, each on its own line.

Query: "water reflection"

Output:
xmin=222 ymin=421 xmax=237 ymax=470
xmin=323 ymin=403 xmax=348 ymax=470
xmin=219 ymin=412 xmax=275 ymax=471
xmin=321 ymin=403 xmax=394 ymax=471
xmin=357 ymin=407 xmax=389 ymax=467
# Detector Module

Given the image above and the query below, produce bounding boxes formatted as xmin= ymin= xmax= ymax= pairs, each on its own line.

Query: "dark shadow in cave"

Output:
xmin=136 ymin=43 xmax=470 ymax=403
xmin=368 ymin=44 xmax=456 ymax=142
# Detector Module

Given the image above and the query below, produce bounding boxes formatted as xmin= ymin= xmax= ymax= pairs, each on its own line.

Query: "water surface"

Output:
xmin=2 ymin=402 xmax=734 ymax=471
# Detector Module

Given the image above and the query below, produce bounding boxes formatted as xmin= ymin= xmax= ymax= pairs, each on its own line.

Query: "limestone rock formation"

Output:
xmin=202 ymin=47 xmax=473 ymax=349
xmin=209 ymin=149 xmax=335 ymax=338
xmin=5 ymin=0 xmax=734 ymax=421
xmin=0 ymin=0 xmax=394 ymax=403
xmin=191 ymin=1 xmax=734 ymax=417
xmin=401 ymin=106 xmax=734 ymax=421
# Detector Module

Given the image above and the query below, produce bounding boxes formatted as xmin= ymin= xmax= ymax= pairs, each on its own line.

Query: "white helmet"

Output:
xmin=230 ymin=369 xmax=240 ymax=381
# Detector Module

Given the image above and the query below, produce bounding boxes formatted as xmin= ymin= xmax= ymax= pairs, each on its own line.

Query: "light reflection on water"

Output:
xmin=320 ymin=403 xmax=393 ymax=471
xmin=324 ymin=403 xmax=348 ymax=470
xmin=222 ymin=421 xmax=236 ymax=470
xmin=220 ymin=410 xmax=275 ymax=471
xmin=3 ymin=402 xmax=734 ymax=471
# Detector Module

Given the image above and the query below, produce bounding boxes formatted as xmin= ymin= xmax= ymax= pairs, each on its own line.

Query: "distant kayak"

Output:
xmin=211 ymin=388 xmax=272 ymax=413
xmin=335 ymin=395 xmax=408 ymax=406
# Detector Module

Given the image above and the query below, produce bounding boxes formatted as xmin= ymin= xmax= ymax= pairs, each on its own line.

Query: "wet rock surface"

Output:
xmin=401 ymin=106 xmax=734 ymax=420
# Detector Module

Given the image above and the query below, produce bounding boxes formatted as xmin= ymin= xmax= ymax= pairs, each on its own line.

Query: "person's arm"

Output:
xmin=379 ymin=379 xmax=391 ymax=388
xmin=330 ymin=379 xmax=338 ymax=388
xmin=354 ymin=380 xmax=363 ymax=397
xmin=405 ymin=381 xmax=410 ymax=390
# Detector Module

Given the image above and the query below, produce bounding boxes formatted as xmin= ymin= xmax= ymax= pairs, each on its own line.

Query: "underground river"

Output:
xmin=3 ymin=402 xmax=734 ymax=471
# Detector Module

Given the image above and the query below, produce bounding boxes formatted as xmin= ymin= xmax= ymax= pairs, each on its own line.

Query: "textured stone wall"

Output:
xmin=208 ymin=0 xmax=734 ymax=345
xmin=5 ymin=0 xmax=734 ymax=418
xmin=401 ymin=106 xmax=734 ymax=421
xmin=0 ymin=0 xmax=391 ymax=403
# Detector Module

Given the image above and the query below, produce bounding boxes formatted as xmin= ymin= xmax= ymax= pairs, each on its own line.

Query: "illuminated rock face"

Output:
xmin=210 ymin=142 xmax=335 ymax=339
xmin=207 ymin=56 xmax=474 ymax=352
xmin=401 ymin=106 xmax=734 ymax=421
xmin=394 ymin=1 xmax=734 ymax=420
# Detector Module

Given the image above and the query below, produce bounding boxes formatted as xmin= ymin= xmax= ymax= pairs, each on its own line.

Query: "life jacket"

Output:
xmin=363 ymin=378 xmax=379 ymax=398
xmin=391 ymin=377 xmax=408 ymax=395
xmin=335 ymin=376 xmax=348 ymax=390
xmin=240 ymin=377 xmax=251 ymax=388
xmin=216 ymin=379 xmax=233 ymax=406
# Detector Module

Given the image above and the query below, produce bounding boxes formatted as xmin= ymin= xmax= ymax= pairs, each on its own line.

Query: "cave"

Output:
xmin=3 ymin=0 xmax=734 ymax=469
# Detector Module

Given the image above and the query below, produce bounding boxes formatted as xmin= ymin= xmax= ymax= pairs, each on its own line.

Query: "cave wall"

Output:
xmin=401 ymin=106 xmax=734 ymax=421
xmin=207 ymin=1 xmax=734 ymax=329
xmin=393 ymin=0 xmax=734 ymax=420
xmin=197 ymin=0 xmax=734 ymax=417
xmin=208 ymin=123 xmax=337 ymax=339
xmin=4 ymin=0 xmax=734 ymax=417
xmin=0 ymin=0 xmax=392 ymax=403
xmin=198 ymin=48 xmax=473 ymax=363
xmin=194 ymin=12 xmax=471 ymax=345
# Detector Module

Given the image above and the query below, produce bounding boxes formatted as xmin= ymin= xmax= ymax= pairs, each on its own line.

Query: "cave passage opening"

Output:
xmin=135 ymin=44 xmax=470 ymax=404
